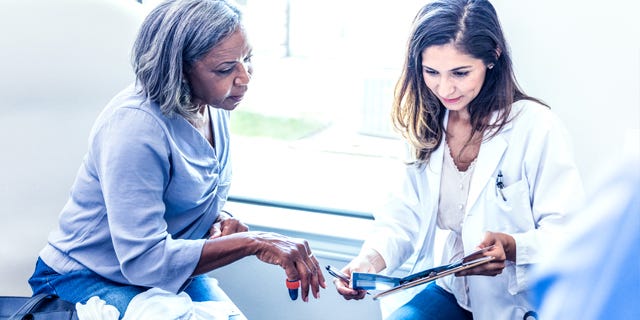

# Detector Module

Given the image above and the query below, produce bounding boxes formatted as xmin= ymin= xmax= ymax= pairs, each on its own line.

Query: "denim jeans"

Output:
xmin=386 ymin=282 xmax=473 ymax=320
xmin=28 ymin=257 xmax=232 ymax=319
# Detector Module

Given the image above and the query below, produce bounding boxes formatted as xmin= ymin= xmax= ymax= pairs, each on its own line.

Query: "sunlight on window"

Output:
xmin=229 ymin=0 xmax=424 ymax=213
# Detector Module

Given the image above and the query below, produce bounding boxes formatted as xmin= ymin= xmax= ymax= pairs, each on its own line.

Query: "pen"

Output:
xmin=325 ymin=265 xmax=350 ymax=284
xmin=325 ymin=265 xmax=371 ymax=295
xmin=496 ymin=170 xmax=507 ymax=201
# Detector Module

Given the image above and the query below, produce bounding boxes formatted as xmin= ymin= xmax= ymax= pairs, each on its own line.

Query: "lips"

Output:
xmin=229 ymin=95 xmax=244 ymax=104
xmin=441 ymin=96 xmax=462 ymax=104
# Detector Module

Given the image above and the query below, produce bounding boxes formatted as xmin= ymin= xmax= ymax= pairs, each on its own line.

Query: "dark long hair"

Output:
xmin=392 ymin=0 xmax=546 ymax=164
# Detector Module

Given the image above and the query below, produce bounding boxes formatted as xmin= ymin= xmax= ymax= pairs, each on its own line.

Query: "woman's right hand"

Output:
xmin=252 ymin=232 xmax=326 ymax=302
xmin=334 ymin=257 xmax=376 ymax=300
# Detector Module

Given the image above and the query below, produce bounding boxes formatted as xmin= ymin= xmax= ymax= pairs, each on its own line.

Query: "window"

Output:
xmin=229 ymin=0 xmax=423 ymax=217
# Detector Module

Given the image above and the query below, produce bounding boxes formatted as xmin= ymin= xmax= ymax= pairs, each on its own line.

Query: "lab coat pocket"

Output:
xmin=487 ymin=179 xmax=534 ymax=232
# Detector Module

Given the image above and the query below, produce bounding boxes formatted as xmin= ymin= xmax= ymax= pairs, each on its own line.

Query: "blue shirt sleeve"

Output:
xmin=92 ymin=106 xmax=205 ymax=293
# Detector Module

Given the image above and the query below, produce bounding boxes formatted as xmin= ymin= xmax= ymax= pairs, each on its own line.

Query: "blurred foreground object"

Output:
xmin=531 ymin=151 xmax=640 ymax=320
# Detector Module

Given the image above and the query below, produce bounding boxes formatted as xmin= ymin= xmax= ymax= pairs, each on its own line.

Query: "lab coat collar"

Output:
xmin=466 ymin=111 xmax=513 ymax=214
xmin=423 ymin=109 xmax=514 ymax=216
xmin=423 ymin=111 xmax=448 ymax=209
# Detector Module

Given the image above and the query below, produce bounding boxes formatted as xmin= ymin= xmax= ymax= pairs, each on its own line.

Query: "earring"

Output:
xmin=487 ymin=63 xmax=495 ymax=70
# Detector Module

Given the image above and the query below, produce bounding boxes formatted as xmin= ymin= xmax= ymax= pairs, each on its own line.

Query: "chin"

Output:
xmin=223 ymin=104 xmax=240 ymax=111
xmin=443 ymin=104 xmax=466 ymax=112
xmin=209 ymin=103 xmax=238 ymax=111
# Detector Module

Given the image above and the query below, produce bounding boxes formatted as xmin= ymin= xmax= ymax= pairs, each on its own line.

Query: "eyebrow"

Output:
xmin=422 ymin=65 xmax=473 ymax=72
xmin=215 ymin=61 xmax=237 ymax=68
xmin=214 ymin=50 xmax=253 ymax=69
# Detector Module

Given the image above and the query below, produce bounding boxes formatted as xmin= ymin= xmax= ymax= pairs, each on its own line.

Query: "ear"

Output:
xmin=488 ymin=47 xmax=501 ymax=69
xmin=182 ymin=62 xmax=191 ymax=81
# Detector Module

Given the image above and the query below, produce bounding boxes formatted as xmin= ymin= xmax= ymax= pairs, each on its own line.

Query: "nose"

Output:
xmin=437 ymin=76 xmax=455 ymax=97
xmin=234 ymin=62 xmax=252 ymax=87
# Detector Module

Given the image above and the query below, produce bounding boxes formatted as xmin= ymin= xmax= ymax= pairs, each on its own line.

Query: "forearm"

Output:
xmin=192 ymin=231 xmax=260 ymax=276
xmin=357 ymin=247 xmax=387 ymax=273
xmin=194 ymin=230 xmax=325 ymax=301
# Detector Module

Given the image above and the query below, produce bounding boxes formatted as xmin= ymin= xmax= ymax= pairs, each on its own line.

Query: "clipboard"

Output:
xmin=352 ymin=246 xmax=495 ymax=300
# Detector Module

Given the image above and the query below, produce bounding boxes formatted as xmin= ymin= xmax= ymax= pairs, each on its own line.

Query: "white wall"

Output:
xmin=0 ymin=0 xmax=145 ymax=296
xmin=492 ymin=0 xmax=640 ymax=188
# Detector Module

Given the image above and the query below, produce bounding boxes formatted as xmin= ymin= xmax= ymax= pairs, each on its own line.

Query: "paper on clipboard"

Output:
xmin=352 ymin=245 xmax=496 ymax=300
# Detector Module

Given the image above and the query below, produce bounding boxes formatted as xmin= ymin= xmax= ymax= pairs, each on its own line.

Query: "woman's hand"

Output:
xmin=456 ymin=231 xmax=516 ymax=277
xmin=208 ymin=211 xmax=248 ymax=239
xmin=334 ymin=248 xmax=386 ymax=300
xmin=334 ymin=257 xmax=374 ymax=300
xmin=253 ymin=232 xmax=326 ymax=302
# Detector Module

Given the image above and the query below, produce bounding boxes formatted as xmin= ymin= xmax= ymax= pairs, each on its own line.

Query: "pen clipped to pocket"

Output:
xmin=496 ymin=170 xmax=507 ymax=201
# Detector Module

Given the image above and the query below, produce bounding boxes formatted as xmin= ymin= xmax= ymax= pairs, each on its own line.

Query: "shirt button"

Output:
xmin=458 ymin=204 xmax=464 ymax=211
xmin=459 ymin=184 xmax=464 ymax=190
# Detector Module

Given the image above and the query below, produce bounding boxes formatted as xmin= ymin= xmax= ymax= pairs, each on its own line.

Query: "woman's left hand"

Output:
xmin=208 ymin=211 xmax=249 ymax=239
xmin=456 ymin=231 xmax=516 ymax=277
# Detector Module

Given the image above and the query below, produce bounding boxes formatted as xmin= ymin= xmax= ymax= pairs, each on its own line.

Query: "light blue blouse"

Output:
xmin=40 ymin=84 xmax=232 ymax=293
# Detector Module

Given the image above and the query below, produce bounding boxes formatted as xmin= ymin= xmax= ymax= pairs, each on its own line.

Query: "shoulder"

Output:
xmin=90 ymin=85 xmax=170 ymax=144
xmin=105 ymin=85 xmax=163 ymax=119
xmin=510 ymin=99 xmax=554 ymax=123
xmin=502 ymin=100 xmax=578 ymax=165
xmin=508 ymin=99 xmax=566 ymax=135
xmin=98 ymin=85 xmax=168 ymax=128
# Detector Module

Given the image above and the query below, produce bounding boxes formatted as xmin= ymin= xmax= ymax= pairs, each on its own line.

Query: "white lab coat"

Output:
xmin=365 ymin=100 xmax=585 ymax=320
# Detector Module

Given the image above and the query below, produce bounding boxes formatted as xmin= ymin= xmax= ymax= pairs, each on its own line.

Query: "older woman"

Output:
xmin=28 ymin=0 xmax=325 ymax=317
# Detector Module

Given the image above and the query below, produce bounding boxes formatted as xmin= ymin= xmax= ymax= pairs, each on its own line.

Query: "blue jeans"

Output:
xmin=28 ymin=257 xmax=232 ymax=319
xmin=386 ymin=283 xmax=473 ymax=320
